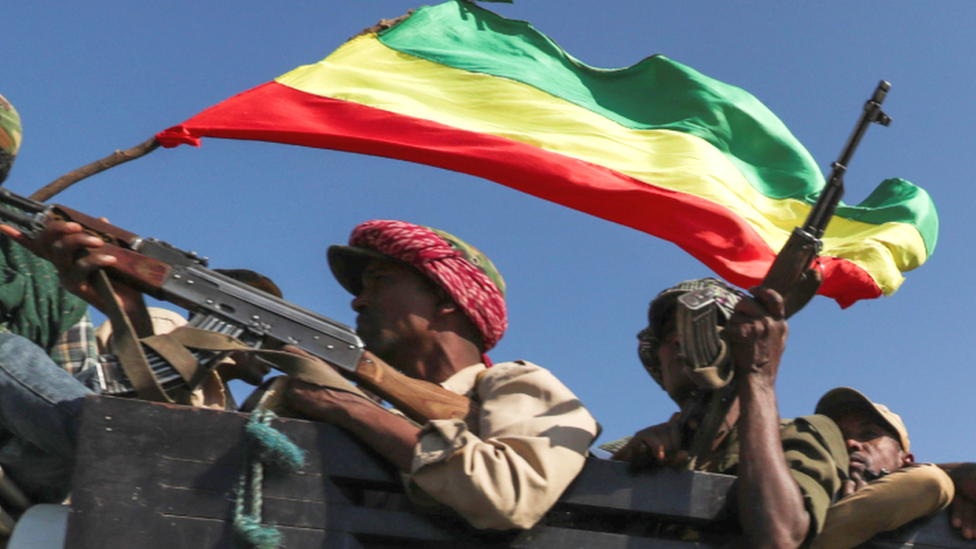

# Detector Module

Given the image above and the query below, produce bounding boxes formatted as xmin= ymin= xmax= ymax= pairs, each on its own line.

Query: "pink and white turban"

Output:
xmin=329 ymin=220 xmax=507 ymax=351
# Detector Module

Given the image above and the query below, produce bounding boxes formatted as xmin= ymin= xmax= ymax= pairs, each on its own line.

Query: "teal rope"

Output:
xmin=233 ymin=408 xmax=306 ymax=549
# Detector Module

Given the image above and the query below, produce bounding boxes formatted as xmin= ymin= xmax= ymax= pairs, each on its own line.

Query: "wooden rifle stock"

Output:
xmin=89 ymin=246 xmax=173 ymax=295
xmin=353 ymin=351 xmax=480 ymax=428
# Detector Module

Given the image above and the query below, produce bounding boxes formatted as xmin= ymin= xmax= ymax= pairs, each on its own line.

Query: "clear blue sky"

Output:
xmin=5 ymin=1 xmax=974 ymax=463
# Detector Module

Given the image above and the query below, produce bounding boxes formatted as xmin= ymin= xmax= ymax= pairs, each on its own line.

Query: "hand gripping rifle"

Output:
xmin=0 ymin=191 xmax=476 ymax=426
xmin=677 ymin=81 xmax=892 ymax=468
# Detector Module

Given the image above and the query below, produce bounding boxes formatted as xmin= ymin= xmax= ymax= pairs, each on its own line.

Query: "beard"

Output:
xmin=356 ymin=312 xmax=396 ymax=360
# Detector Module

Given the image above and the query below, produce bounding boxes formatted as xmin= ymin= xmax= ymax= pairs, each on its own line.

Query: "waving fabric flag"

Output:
xmin=156 ymin=0 xmax=938 ymax=308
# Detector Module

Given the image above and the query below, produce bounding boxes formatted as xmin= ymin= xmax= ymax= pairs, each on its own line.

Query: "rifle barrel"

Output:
xmin=803 ymin=80 xmax=891 ymax=238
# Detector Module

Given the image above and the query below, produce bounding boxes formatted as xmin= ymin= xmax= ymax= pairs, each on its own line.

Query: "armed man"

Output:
xmin=0 ymin=94 xmax=282 ymax=505
xmin=810 ymin=387 xmax=953 ymax=549
xmin=283 ymin=220 xmax=600 ymax=530
xmin=608 ymin=278 xmax=976 ymax=548
xmin=10 ymin=217 xmax=600 ymax=530
xmin=0 ymin=94 xmax=103 ymax=505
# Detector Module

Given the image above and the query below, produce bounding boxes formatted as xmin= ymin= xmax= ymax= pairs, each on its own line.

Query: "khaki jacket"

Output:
xmin=406 ymin=360 xmax=600 ymax=530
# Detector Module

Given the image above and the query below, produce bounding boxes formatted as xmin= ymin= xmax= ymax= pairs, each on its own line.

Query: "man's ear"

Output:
xmin=901 ymin=452 xmax=915 ymax=467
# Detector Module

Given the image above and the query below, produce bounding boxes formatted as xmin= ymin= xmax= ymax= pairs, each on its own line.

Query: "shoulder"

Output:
xmin=478 ymin=360 xmax=547 ymax=382
xmin=475 ymin=360 xmax=583 ymax=407
xmin=782 ymin=414 xmax=850 ymax=482
xmin=476 ymin=360 xmax=570 ymax=394
xmin=786 ymin=415 xmax=846 ymax=450
xmin=474 ymin=360 xmax=599 ymax=440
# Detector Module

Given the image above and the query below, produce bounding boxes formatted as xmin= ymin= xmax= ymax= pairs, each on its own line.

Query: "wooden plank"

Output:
xmin=561 ymin=459 xmax=735 ymax=521
xmin=68 ymin=393 xmax=397 ymax=478
xmin=65 ymin=396 xmax=457 ymax=547
xmin=149 ymin=488 xmax=463 ymax=541
xmin=859 ymin=511 xmax=973 ymax=549
xmin=150 ymin=457 xmax=347 ymax=504
xmin=64 ymin=396 xmax=973 ymax=549
xmin=511 ymin=526 xmax=713 ymax=549
xmin=148 ymin=514 xmax=369 ymax=549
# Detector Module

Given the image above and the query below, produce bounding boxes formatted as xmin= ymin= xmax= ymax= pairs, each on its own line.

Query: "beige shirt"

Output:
xmin=406 ymin=361 xmax=600 ymax=530
xmin=811 ymin=463 xmax=954 ymax=549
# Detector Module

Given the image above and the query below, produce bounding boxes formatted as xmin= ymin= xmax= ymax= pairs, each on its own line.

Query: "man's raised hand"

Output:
xmin=727 ymin=286 xmax=789 ymax=385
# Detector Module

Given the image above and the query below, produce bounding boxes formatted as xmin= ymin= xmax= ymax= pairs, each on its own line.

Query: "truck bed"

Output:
xmin=65 ymin=396 xmax=968 ymax=549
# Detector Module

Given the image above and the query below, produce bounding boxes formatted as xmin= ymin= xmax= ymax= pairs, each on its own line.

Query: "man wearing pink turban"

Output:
xmin=14 ymin=215 xmax=600 ymax=528
xmin=286 ymin=220 xmax=600 ymax=530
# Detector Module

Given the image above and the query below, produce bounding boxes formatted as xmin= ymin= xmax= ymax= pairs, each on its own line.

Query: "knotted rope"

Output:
xmin=232 ymin=408 xmax=306 ymax=549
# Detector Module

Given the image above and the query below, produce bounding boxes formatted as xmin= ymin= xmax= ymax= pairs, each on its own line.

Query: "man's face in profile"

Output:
xmin=656 ymin=318 xmax=696 ymax=406
xmin=352 ymin=259 xmax=441 ymax=363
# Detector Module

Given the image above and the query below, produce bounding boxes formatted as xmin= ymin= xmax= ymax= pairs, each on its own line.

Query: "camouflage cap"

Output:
xmin=329 ymin=224 xmax=506 ymax=297
xmin=425 ymin=226 xmax=506 ymax=296
xmin=638 ymin=278 xmax=745 ymax=387
xmin=0 ymin=94 xmax=22 ymax=184
xmin=815 ymin=387 xmax=911 ymax=452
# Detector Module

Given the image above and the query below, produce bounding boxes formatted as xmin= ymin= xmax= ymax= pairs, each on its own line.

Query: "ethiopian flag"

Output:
xmin=156 ymin=0 xmax=937 ymax=308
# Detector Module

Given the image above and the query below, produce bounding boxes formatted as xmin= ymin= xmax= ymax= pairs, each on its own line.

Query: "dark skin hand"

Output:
xmin=727 ymin=287 xmax=789 ymax=379
xmin=939 ymin=463 xmax=976 ymax=539
xmin=282 ymin=345 xmax=422 ymax=473
xmin=1 ymin=221 xmax=116 ymax=306
xmin=727 ymin=286 xmax=808 ymax=549
xmin=611 ymin=412 xmax=690 ymax=469
xmin=0 ymin=220 xmax=153 ymax=335
xmin=286 ymin=378 xmax=422 ymax=472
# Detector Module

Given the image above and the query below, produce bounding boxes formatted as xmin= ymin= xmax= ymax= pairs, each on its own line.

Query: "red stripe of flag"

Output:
xmin=157 ymin=82 xmax=880 ymax=306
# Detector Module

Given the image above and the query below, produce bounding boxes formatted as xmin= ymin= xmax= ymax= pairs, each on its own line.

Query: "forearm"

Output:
xmin=737 ymin=378 xmax=809 ymax=549
xmin=811 ymin=464 xmax=954 ymax=549
xmin=937 ymin=462 xmax=976 ymax=538
xmin=305 ymin=392 xmax=423 ymax=472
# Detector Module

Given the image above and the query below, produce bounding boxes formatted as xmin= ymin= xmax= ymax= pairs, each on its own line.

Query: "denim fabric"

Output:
xmin=0 ymin=333 xmax=93 ymax=502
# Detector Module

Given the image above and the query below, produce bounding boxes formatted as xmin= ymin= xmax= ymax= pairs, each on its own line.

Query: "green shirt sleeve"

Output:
xmin=780 ymin=415 xmax=849 ymax=542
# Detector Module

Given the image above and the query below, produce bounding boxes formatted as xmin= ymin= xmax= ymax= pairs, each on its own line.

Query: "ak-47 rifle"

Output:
xmin=676 ymin=81 xmax=893 ymax=468
xmin=0 ymin=190 xmax=476 ymax=426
